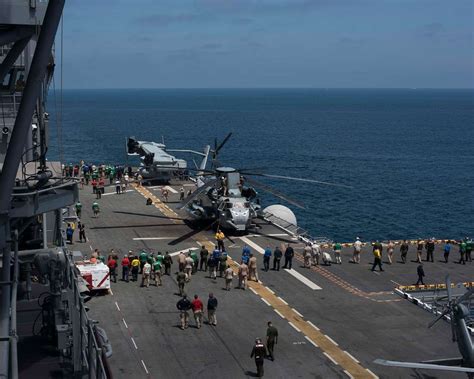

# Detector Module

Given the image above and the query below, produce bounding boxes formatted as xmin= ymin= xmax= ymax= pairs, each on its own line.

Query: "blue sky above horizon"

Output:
xmin=58 ymin=0 xmax=473 ymax=89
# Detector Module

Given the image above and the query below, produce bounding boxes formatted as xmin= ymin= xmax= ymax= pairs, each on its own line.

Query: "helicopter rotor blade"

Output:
xmin=215 ymin=132 xmax=232 ymax=154
xmin=241 ymin=172 xmax=352 ymax=189
xmin=446 ymin=275 xmax=452 ymax=303
xmin=428 ymin=308 xmax=450 ymax=328
xmin=177 ymin=178 xmax=218 ymax=210
xmin=245 ymin=177 xmax=306 ymax=210
xmin=454 ymin=286 xmax=474 ymax=305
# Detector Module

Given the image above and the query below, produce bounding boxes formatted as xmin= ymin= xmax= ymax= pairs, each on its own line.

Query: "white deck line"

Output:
xmin=115 ymin=302 xmax=120 ymax=311
xmin=239 ymin=236 xmax=265 ymax=254
xmin=261 ymin=298 xmax=271 ymax=306
xmin=344 ymin=351 xmax=360 ymax=363
xmin=141 ymin=360 xmax=149 ymax=374
xmin=304 ymin=335 xmax=319 ymax=348
xmin=366 ymin=368 xmax=379 ymax=378
xmin=307 ymin=320 xmax=320 ymax=331
xmin=343 ymin=370 xmax=355 ymax=379
xmin=277 ymin=296 xmax=288 ymax=305
xmin=170 ymin=248 xmax=196 ymax=257
xmin=284 ymin=269 xmax=322 ymax=290
xmin=265 ymin=286 xmax=275 ymax=294
xmin=325 ymin=335 xmax=339 ymax=346
xmin=274 ymin=309 xmax=285 ymax=319
xmin=132 ymin=237 xmax=176 ymax=240
xmin=288 ymin=322 xmax=301 ymax=333
xmin=122 ymin=318 xmax=128 ymax=329
xmin=131 ymin=337 xmax=138 ymax=349
xmin=102 ymin=190 xmax=134 ymax=196
xmin=164 ymin=186 xmax=177 ymax=194
xmin=249 ymin=287 xmax=258 ymax=295
xmin=292 ymin=308 xmax=303 ymax=318
xmin=323 ymin=352 xmax=338 ymax=365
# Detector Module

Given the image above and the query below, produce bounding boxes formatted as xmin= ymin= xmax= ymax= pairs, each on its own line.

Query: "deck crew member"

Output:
xmin=199 ymin=246 xmax=209 ymax=271
xmin=75 ymin=201 xmax=82 ymax=218
xmin=416 ymin=264 xmax=425 ymax=285
xmin=142 ymin=260 xmax=151 ymax=288
xmin=121 ymin=254 xmax=130 ymax=282
xmin=465 ymin=237 xmax=472 ymax=262
xmin=352 ymin=237 xmax=362 ymax=264
xmin=458 ymin=240 xmax=466 ymax=265
xmin=152 ymin=258 xmax=162 ymax=286
xmin=273 ymin=246 xmax=282 ymax=271
xmin=131 ymin=256 xmax=140 ymax=282
xmin=266 ymin=321 xmax=278 ymax=361
xmin=215 ymin=229 xmax=225 ymax=251
xmin=283 ymin=244 xmax=294 ymax=269
xmin=371 ymin=248 xmax=384 ymax=272
xmin=177 ymin=270 xmax=187 ymax=296
xmin=207 ymin=293 xmax=218 ymax=326
xmin=425 ymin=239 xmax=435 ymax=262
xmin=263 ymin=247 xmax=272 ymax=271
xmin=92 ymin=201 xmax=100 ymax=217
xmin=139 ymin=250 xmax=148 ymax=274
xmin=303 ymin=243 xmax=312 ymax=268
xmin=163 ymin=251 xmax=173 ymax=275
xmin=249 ymin=254 xmax=258 ymax=281
xmin=333 ymin=242 xmax=342 ymax=264
xmin=108 ymin=256 xmax=118 ymax=283
xmin=185 ymin=254 xmax=194 ymax=281
xmin=416 ymin=239 xmax=424 ymax=263
xmin=191 ymin=294 xmax=204 ymax=329
xmin=400 ymin=240 xmax=409 ymax=264
xmin=250 ymin=338 xmax=267 ymax=377
xmin=238 ymin=261 xmax=249 ymax=290
xmin=387 ymin=240 xmax=395 ymax=264
xmin=242 ymin=245 xmax=251 ymax=264
xmin=176 ymin=295 xmax=192 ymax=330
xmin=78 ymin=222 xmax=86 ymax=243
xmin=219 ymin=251 xmax=228 ymax=278
xmin=443 ymin=240 xmax=451 ymax=263
xmin=178 ymin=252 xmax=186 ymax=272
xmin=224 ymin=266 xmax=234 ymax=291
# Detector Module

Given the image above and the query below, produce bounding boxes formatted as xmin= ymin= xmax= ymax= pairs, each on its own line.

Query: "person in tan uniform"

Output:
xmin=224 ymin=266 xmax=234 ymax=291
xmin=248 ymin=254 xmax=259 ymax=282
xmin=178 ymin=251 xmax=186 ymax=272
xmin=238 ymin=261 xmax=249 ymax=290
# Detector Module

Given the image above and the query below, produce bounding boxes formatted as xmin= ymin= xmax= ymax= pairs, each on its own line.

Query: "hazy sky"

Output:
xmin=58 ymin=0 xmax=473 ymax=89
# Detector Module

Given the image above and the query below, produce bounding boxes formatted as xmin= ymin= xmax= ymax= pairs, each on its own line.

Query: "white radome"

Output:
xmin=263 ymin=205 xmax=297 ymax=226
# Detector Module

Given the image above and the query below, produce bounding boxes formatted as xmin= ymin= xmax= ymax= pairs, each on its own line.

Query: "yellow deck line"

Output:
xmin=133 ymin=185 xmax=377 ymax=378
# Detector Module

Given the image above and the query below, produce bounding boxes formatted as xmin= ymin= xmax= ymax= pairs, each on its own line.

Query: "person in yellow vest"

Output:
xmin=371 ymin=248 xmax=384 ymax=272
xmin=215 ymin=229 xmax=225 ymax=251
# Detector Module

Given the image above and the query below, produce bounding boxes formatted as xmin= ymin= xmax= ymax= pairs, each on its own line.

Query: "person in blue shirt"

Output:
xmin=443 ymin=241 xmax=451 ymax=263
xmin=242 ymin=245 xmax=251 ymax=264
xmin=263 ymin=247 xmax=272 ymax=271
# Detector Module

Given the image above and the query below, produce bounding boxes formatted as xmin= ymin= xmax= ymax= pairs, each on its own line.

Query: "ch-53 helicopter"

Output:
xmin=375 ymin=275 xmax=474 ymax=378
xmin=178 ymin=133 xmax=350 ymax=233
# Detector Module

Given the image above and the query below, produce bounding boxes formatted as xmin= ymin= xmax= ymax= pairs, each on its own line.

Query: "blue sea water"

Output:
xmin=47 ymin=89 xmax=474 ymax=241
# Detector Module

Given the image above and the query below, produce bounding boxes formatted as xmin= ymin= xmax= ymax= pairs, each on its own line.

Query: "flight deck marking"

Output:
xmin=102 ymin=190 xmax=134 ymax=196
xmin=132 ymin=237 xmax=177 ymax=241
xmin=131 ymin=337 xmax=138 ymax=350
xmin=343 ymin=370 xmax=355 ymax=379
xmin=133 ymin=184 xmax=376 ymax=378
xmin=261 ymin=297 xmax=271 ymax=306
xmin=289 ymin=322 xmax=301 ymax=333
xmin=325 ymin=335 xmax=339 ymax=346
xmin=344 ymin=351 xmax=360 ymax=363
xmin=141 ymin=360 xmax=149 ymax=374
xmin=277 ymin=296 xmax=288 ymax=305
xmin=284 ymin=268 xmax=322 ymax=290
xmin=164 ymin=186 xmax=177 ymax=194
xmin=292 ymin=308 xmax=304 ymax=318
xmin=366 ymin=368 xmax=378 ymax=378
xmin=115 ymin=301 xmax=120 ymax=311
xmin=323 ymin=352 xmax=339 ymax=365
xmin=122 ymin=318 xmax=128 ymax=329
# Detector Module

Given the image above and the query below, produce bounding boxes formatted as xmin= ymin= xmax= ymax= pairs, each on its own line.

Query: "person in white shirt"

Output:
xmin=352 ymin=237 xmax=362 ymax=264
xmin=142 ymin=261 xmax=151 ymax=288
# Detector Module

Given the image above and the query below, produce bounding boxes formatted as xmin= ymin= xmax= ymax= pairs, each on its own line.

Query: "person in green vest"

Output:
xmin=465 ymin=237 xmax=472 ymax=262
xmin=152 ymin=258 xmax=162 ymax=286
xmin=92 ymin=201 xmax=100 ymax=217
xmin=139 ymin=250 xmax=148 ymax=274
xmin=458 ymin=240 xmax=467 ymax=265
xmin=190 ymin=250 xmax=199 ymax=273
xmin=91 ymin=170 xmax=99 ymax=180
xmin=219 ymin=252 xmax=228 ymax=277
xmin=75 ymin=201 xmax=82 ymax=218
xmin=97 ymin=251 xmax=106 ymax=264
xmin=334 ymin=242 xmax=342 ymax=264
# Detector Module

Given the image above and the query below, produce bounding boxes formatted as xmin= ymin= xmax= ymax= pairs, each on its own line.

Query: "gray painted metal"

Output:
xmin=0 ymin=1 xmax=47 ymax=26
xmin=0 ymin=26 xmax=34 ymax=46
xmin=0 ymin=36 xmax=31 ymax=82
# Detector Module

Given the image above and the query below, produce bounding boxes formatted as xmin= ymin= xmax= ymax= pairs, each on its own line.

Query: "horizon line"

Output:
xmin=54 ymin=87 xmax=474 ymax=91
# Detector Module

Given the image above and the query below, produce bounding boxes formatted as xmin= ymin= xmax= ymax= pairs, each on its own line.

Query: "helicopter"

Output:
xmin=178 ymin=133 xmax=351 ymax=233
xmin=374 ymin=275 xmax=474 ymax=377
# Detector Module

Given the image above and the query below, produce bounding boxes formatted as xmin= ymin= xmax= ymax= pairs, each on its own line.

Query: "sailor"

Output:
xmin=208 ymin=253 xmax=217 ymax=280
xmin=131 ymin=256 xmax=140 ymax=282
xmin=176 ymin=294 xmax=192 ymax=330
xmin=75 ymin=201 xmax=82 ymax=218
xmin=190 ymin=249 xmax=199 ymax=273
xmin=352 ymin=237 xmax=362 ymax=264
xmin=416 ymin=264 xmax=425 ymax=285
xmin=78 ymin=222 xmax=86 ymax=243
xmin=199 ymin=245 xmax=209 ymax=271
xmin=91 ymin=178 xmax=98 ymax=195
xmin=179 ymin=186 xmax=185 ymax=201
xmin=263 ymin=247 xmax=272 ymax=271
xmin=224 ymin=265 xmax=234 ymax=291
xmin=387 ymin=240 xmax=395 ymax=264
xmin=303 ymin=243 xmax=312 ymax=268
xmin=248 ymin=254 xmax=258 ymax=282
xmin=219 ymin=251 xmax=228 ymax=278
xmin=152 ymin=258 xmax=162 ymax=286
xmin=333 ymin=242 xmax=342 ymax=264
xmin=215 ymin=229 xmax=225 ymax=251
xmin=185 ymin=253 xmax=194 ymax=281
xmin=458 ymin=240 xmax=466 ymax=265
xmin=425 ymin=238 xmax=435 ymax=262
xmin=139 ymin=250 xmax=148 ymax=274
xmin=108 ymin=255 xmax=117 ymax=283
xmin=176 ymin=270 xmax=187 ymax=296
xmin=283 ymin=244 xmax=294 ymax=269
xmin=191 ymin=294 xmax=204 ymax=329
xmin=178 ymin=251 xmax=186 ymax=272
xmin=66 ymin=224 xmax=74 ymax=244
xmin=242 ymin=245 xmax=251 ymax=264
xmin=92 ymin=201 xmax=100 ymax=218
xmin=311 ymin=242 xmax=321 ymax=265
xmin=238 ymin=261 xmax=249 ymax=290
xmin=115 ymin=179 xmax=121 ymax=194
xmin=371 ymin=248 xmax=384 ymax=272
xmin=400 ymin=240 xmax=409 ymax=264
xmin=207 ymin=293 xmax=218 ymax=326
xmin=465 ymin=237 xmax=472 ymax=262
xmin=266 ymin=321 xmax=278 ymax=361
xmin=142 ymin=260 xmax=151 ymax=288
xmin=443 ymin=240 xmax=451 ymax=263
xmin=97 ymin=177 xmax=105 ymax=199
xmin=272 ymin=246 xmax=282 ymax=271
xmin=121 ymin=254 xmax=130 ymax=282
xmin=416 ymin=239 xmax=423 ymax=263
xmin=250 ymin=338 xmax=267 ymax=377
xmin=163 ymin=251 xmax=173 ymax=275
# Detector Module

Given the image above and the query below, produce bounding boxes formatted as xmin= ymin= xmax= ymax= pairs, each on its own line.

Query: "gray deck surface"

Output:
xmin=74 ymin=181 xmax=473 ymax=379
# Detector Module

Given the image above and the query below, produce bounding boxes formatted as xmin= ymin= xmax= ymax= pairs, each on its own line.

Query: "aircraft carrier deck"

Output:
xmin=74 ymin=180 xmax=473 ymax=379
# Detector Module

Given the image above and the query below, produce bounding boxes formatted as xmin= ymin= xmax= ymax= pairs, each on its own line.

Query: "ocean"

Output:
xmin=47 ymin=88 xmax=474 ymax=242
